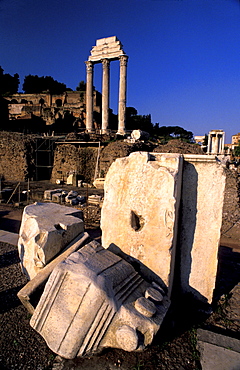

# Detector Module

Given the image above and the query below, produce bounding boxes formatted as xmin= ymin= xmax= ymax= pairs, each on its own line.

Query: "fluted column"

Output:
xmin=102 ymin=59 xmax=110 ymax=134
xmin=117 ymin=55 xmax=128 ymax=135
xmin=85 ymin=61 xmax=94 ymax=132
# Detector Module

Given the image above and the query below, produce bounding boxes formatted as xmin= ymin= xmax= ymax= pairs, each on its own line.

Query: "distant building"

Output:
xmin=194 ymin=135 xmax=205 ymax=145
xmin=207 ymin=130 xmax=225 ymax=155
xmin=232 ymin=133 xmax=240 ymax=146
xmin=4 ymin=90 xmax=102 ymax=129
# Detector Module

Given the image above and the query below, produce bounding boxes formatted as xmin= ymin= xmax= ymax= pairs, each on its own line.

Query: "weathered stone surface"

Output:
xmin=0 ymin=131 xmax=35 ymax=181
xmin=179 ymin=155 xmax=226 ymax=302
xmin=18 ymin=202 xmax=84 ymax=279
xmin=89 ymin=36 xmax=126 ymax=62
xmin=44 ymin=189 xmax=63 ymax=200
xmin=30 ymin=240 xmax=170 ymax=359
xmin=51 ymin=144 xmax=99 ymax=184
xmin=17 ymin=232 xmax=90 ymax=315
xmin=131 ymin=130 xmax=150 ymax=141
xmin=101 ymin=152 xmax=226 ymax=303
xmin=93 ymin=178 xmax=105 ymax=189
xmin=101 ymin=152 xmax=183 ymax=294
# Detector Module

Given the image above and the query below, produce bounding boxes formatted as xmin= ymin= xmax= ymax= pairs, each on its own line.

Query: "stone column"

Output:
xmin=207 ymin=133 xmax=212 ymax=154
xmin=102 ymin=59 xmax=110 ymax=134
xmin=117 ymin=55 xmax=128 ymax=135
xmin=221 ymin=132 xmax=225 ymax=153
xmin=85 ymin=61 xmax=94 ymax=132
xmin=213 ymin=135 xmax=219 ymax=154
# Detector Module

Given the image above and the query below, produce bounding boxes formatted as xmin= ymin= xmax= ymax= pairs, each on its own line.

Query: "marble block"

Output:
xmin=30 ymin=240 xmax=170 ymax=359
xmin=18 ymin=202 xmax=84 ymax=279
xmin=101 ymin=152 xmax=183 ymax=295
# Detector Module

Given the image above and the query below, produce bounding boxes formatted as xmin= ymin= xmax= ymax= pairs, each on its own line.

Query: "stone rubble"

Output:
xmin=17 ymin=150 xmax=227 ymax=360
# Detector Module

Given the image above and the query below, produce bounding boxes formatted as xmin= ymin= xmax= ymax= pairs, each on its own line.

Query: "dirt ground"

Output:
xmin=0 ymin=180 xmax=239 ymax=370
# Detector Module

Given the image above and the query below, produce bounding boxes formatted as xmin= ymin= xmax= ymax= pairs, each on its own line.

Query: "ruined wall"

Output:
xmin=99 ymin=140 xmax=155 ymax=177
xmin=50 ymin=139 xmax=203 ymax=184
xmin=51 ymin=144 xmax=99 ymax=184
xmin=0 ymin=131 xmax=35 ymax=181
xmin=221 ymin=168 xmax=240 ymax=237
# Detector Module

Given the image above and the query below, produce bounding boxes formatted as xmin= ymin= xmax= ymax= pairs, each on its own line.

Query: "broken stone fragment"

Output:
xmin=30 ymin=240 xmax=170 ymax=359
xmin=92 ymin=178 xmax=105 ymax=189
xmin=43 ymin=189 xmax=63 ymax=200
xmin=18 ymin=202 xmax=84 ymax=279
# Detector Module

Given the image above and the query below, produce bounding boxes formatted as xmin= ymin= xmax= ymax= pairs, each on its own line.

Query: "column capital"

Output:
xmin=85 ymin=60 xmax=94 ymax=73
xmin=119 ymin=55 xmax=128 ymax=66
xmin=101 ymin=58 xmax=110 ymax=68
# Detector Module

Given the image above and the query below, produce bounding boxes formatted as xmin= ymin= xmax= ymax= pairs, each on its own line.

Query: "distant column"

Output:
xmin=213 ymin=135 xmax=219 ymax=154
xmin=221 ymin=132 xmax=225 ymax=153
xmin=117 ymin=55 xmax=128 ymax=135
xmin=102 ymin=59 xmax=110 ymax=134
xmin=85 ymin=61 xmax=94 ymax=132
xmin=207 ymin=134 xmax=211 ymax=154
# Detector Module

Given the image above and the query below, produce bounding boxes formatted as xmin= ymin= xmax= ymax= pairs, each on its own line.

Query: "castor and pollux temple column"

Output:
xmin=101 ymin=58 xmax=110 ymax=134
xmin=85 ymin=61 xmax=94 ymax=133
xmin=117 ymin=55 xmax=128 ymax=135
xmin=86 ymin=36 xmax=128 ymax=134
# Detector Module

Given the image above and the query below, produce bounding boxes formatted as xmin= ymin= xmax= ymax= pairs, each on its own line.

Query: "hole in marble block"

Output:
xmin=54 ymin=223 xmax=66 ymax=235
xmin=131 ymin=211 xmax=145 ymax=232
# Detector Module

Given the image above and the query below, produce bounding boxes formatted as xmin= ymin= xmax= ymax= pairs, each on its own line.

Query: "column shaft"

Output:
xmin=102 ymin=59 xmax=110 ymax=134
xmin=118 ymin=55 xmax=128 ymax=135
xmin=207 ymin=133 xmax=211 ymax=154
xmin=221 ymin=133 xmax=225 ymax=153
xmin=214 ymin=135 xmax=219 ymax=154
xmin=85 ymin=61 xmax=94 ymax=132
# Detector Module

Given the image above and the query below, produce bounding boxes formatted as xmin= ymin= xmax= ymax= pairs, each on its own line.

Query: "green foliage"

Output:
xmin=76 ymin=80 xmax=86 ymax=91
xmin=22 ymin=74 xmax=67 ymax=94
xmin=0 ymin=67 xmax=19 ymax=95
xmin=234 ymin=141 xmax=240 ymax=156
xmin=126 ymin=106 xmax=194 ymax=143
xmin=203 ymin=134 xmax=208 ymax=146
xmin=153 ymin=125 xmax=194 ymax=142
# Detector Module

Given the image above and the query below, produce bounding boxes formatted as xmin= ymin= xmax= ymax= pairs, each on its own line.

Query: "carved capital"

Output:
xmin=119 ymin=55 xmax=128 ymax=67
xmin=102 ymin=59 xmax=110 ymax=69
xmin=85 ymin=61 xmax=93 ymax=73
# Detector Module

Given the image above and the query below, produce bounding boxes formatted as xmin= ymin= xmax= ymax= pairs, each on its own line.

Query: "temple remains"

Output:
xmin=18 ymin=152 xmax=226 ymax=359
xmin=85 ymin=36 xmax=128 ymax=134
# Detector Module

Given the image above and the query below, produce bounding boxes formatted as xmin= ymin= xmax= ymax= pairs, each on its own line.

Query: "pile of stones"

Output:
xmin=43 ymin=188 xmax=103 ymax=206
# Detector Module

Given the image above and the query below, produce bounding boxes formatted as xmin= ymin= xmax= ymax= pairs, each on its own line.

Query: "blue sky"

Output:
xmin=1 ymin=0 xmax=240 ymax=143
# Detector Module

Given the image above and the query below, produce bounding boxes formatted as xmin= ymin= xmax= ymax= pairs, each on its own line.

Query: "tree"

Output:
xmin=76 ymin=80 xmax=86 ymax=91
xmin=234 ymin=141 xmax=240 ymax=157
xmin=153 ymin=125 xmax=194 ymax=143
xmin=22 ymin=75 xmax=67 ymax=94
xmin=126 ymin=107 xmax=153 ymax=132
xmin=0 ymin=67 xmax=19 ymax=95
